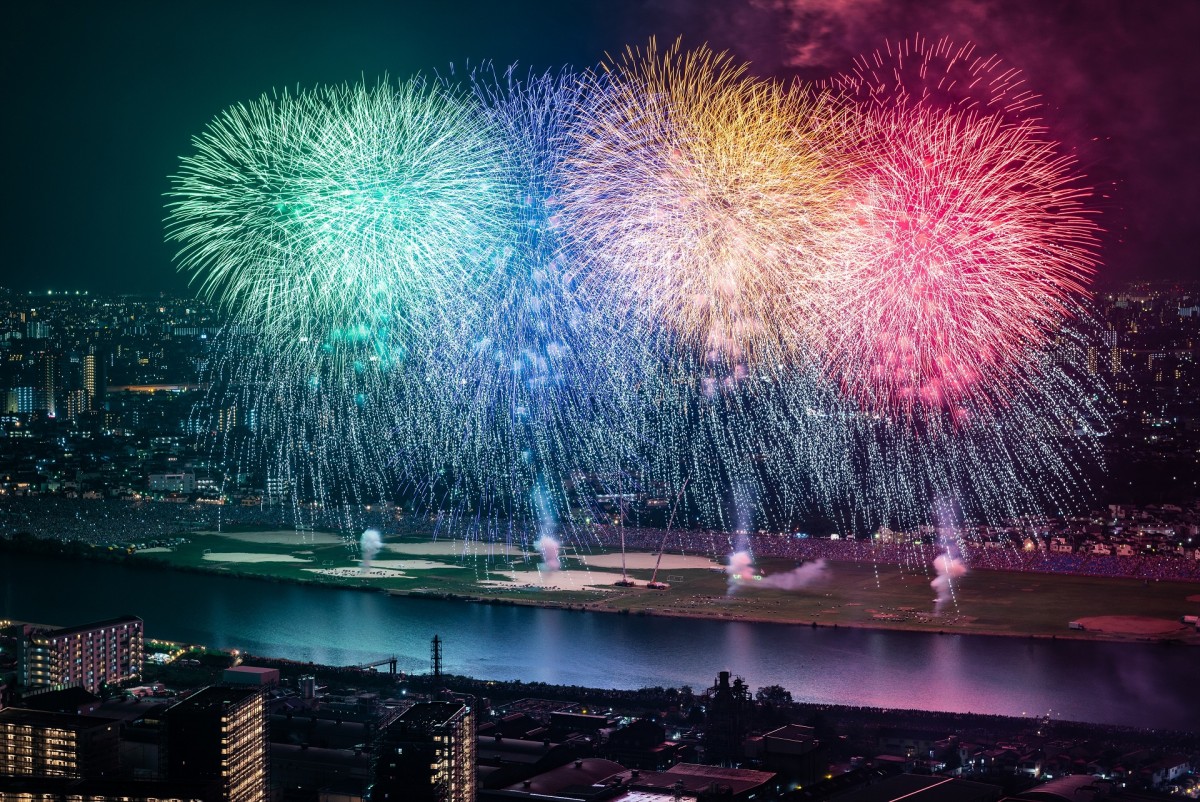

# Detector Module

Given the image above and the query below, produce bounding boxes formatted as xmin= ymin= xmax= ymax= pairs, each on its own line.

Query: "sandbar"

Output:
xmin=480 ymin=569 xmax=628 ymax=591
xmin=305 ymin=567 xmax=408 ymax=578
xmin=367 ymin=559 xmax=465 ymax=571
xmin=202 ymin=552 xmax=312 ymax=563
xmin=383 ymin=540 xmax=531 ymax=558
xmin=577 ymin=552 xmax=721 ymax=570
xmin=195 ymin=529 xmax=344 ymax=545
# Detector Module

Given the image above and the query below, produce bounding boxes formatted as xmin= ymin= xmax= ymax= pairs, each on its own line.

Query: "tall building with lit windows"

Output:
xmin=0 ymin=707 xmax=120 ymax=778
xmin=82 ymin=349 xmax=106 ymax=410
xmin=39 ymin=353 xmax=57 ymax=416
xmin=371 ymin=702 xmax=475 ymax=802
xmin=8 ymin=617 xmax=144 ymax=694
xmin=162 ymin=686 xmax=268 ymax=802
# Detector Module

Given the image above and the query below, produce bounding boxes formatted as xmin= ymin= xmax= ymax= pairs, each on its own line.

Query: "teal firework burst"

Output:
xmin=168 ymin=78 xmax=515 ymax=355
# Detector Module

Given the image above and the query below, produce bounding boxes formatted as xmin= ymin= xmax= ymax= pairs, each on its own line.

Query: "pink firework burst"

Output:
xmin=808 ymin=105 xmax=1099 ymax=420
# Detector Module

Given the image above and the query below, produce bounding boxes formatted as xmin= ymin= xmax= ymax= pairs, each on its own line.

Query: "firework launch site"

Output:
xmin=140 ymin=531 xmax=1200 ymax=643
xmin=4 ymin=517 xmax=1192 ymax=644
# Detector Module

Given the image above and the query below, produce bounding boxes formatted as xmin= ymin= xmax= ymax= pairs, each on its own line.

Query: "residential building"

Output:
xmin=8 ymin=617 xmax=143 ymax=694
xmin=372 ymin=702 xmax=475 ymax=802
xmin=0 ymin=707 xmax=120 ymax=778
xmin=162 ymin=686 xmax=268 ymax=802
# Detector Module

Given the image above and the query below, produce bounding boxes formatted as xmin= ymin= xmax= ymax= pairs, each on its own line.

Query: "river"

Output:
xmin=2 ymin=553 xmax=1196 ymax=730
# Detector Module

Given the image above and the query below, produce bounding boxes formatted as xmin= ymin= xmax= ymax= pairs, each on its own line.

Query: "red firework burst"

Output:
xmin=808 ymin=105 xmax=1098 ymax=419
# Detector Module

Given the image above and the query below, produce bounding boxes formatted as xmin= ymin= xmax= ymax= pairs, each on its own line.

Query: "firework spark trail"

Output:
xmin=174 ymin=41 xmax=1110 ymax=556
xmin=806 ymin=39 xmax=1099 ymax=420
xmin=170 ymin=79 xmax=524 ymax=531
xmin=421 ymin=66 xmax=654 ymax=539
xmin=556 ymin=38 xmax=849 ymax=371
xmin=829 ymin=34 xmax=1041 ymax=120
xmin=168 ymin=79 xmax=516 ymax=356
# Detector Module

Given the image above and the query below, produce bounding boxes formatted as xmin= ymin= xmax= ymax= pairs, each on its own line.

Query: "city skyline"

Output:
xmin=4 ymin=0 xmax=1198 ymax=294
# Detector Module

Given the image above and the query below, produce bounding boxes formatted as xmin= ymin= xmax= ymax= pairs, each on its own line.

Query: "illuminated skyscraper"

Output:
xmin=4 ymin=387 xmax=37 ymax=414
xmin=371 ymin=702 xmax=475 ymax=802
xmin=82 ymin=349 xmax=107 ymax=410
xmin=65 ymin=388 xmax=89 ymax=420
xmin=162 ymin=686 xmax=268 ymax=802
xmin=40 ymin=353 xmax=57 ymax=416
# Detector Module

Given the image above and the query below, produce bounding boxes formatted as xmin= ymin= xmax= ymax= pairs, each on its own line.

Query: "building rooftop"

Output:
xmin=503 ymin=757 xmax=626 ymax=796
xmin=168 ymin=685 xmax=261 ymax=714
xmin=615 ymin=763 xmax=776 ymax=796
xmin=18 ymin=686 xmax=101 ymax=713
xmin=0 ymin=706 xmax=120 ymax=731
xmin=39 ymin=615 xmax=143 ymax=638
xmin=838 ymin=774 xmax=1000 ymax=802
xmin=224 ymin=666 xmax=278 ymax=676
xmin=766 ymin=723 xmax=818 ymax=744
xmin=391 ymin=701 xmax=465 ymax=731
xmin=477 ymin=736 xmax=568 ymax=766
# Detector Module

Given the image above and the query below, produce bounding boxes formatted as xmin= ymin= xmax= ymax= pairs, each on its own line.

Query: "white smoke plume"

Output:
xmin=931 ymin=551 xmax=968 ymax=606
xmin=758 ymin=558 xmax=829 ymax=590
xmin=535 ymin=535 xmax=561 ymax=571
xmin=359 ymin=529 xmax=382 ymax=574
xmin=532 ymin=479 xmax=561 ymax=571
xmin=726 ymin=549 xmax=756 ymax=589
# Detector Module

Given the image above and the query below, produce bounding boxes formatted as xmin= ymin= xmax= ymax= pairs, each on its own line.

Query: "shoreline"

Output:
xmin=3 ymin=535 xmax=1198 ymax=646
xmin=396 ymin=587 xmax=1200 ymax=646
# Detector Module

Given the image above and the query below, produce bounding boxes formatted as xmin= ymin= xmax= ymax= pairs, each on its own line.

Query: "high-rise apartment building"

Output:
xmin=4 ymin=387 xmax=36 ymax=414
xmin=162 ymin=686 xmax=268 ymax=802
xmin=8 ymin=617 xmax=144 ymax=694
xmin=0 ymin=708 xmax=120 ymax=778
xmin=64 ymin=388 xmax=89 ymax=420
xmin=372 ymin=702 xmax=475 ymax=802
xmin=39 ymin=354 xmax=57 ymax=416
xmin=81 ymin=352 xmax=106 ymax=410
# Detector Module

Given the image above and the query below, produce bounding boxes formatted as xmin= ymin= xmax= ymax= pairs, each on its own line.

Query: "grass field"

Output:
xmin=132 ymin=530 xmax=1200 ymax=643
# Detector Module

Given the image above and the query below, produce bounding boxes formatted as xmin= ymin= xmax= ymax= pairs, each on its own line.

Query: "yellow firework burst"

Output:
xmin=556 ymin=38 xmax=850 ymax=371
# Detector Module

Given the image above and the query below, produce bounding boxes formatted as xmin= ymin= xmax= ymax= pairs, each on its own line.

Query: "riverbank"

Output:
xmin=180 ymin=530 xmax=1200 ymax=644
xmin=7 ymin=529 xmax=1196 ymax=644
xmin=6 ymin=548 xmax=1199 ymax=729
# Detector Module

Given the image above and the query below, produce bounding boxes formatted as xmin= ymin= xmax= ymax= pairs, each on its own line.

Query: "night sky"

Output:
xmin=4 ymin=0 xmax=1196 ymax=295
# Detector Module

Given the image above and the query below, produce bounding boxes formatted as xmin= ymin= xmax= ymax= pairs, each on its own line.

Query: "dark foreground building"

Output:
xmin=162 ymin=686 xmax=268 ymax=802
xmin=0 ymin=777 xmax=211 ymax=802
xmin=372 ymin=701 xmax=475 ymax=802
xmin=0 ymin=707 xmax=120 ymax=779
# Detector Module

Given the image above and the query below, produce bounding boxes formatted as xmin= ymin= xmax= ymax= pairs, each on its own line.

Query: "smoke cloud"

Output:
xmin=758 ymin=558 xmax=829 ymax=590
xmin=726 ymin=549 xmax=756 ymax=588
xmin=359 ymin=529 xmax=382 ymax=574
xmin=535 ymin=535 xmax=562 ymax=571
xmin=931 ymin=551 xmax=968 ymax=605
xmin=532 ymin=479 xmax=561 ymax=571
